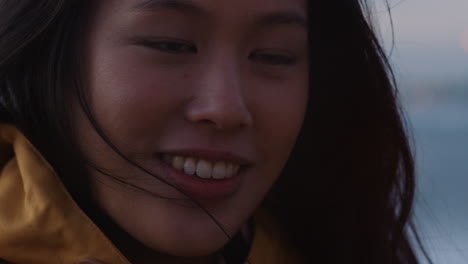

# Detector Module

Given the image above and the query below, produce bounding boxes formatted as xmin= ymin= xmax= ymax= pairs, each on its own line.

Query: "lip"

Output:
xmin=154 ymin=149 xmax=252 ymax=200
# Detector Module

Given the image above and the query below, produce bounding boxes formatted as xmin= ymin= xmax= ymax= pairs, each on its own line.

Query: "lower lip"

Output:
xmin=158 ymin=159 xmax=245 ymax=200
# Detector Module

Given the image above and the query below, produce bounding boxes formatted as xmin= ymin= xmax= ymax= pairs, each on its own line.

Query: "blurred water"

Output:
xmin=374 ymin=0 xmax=468 ymax=262
xmin=404 ymin=88 xmax=468 ymax=263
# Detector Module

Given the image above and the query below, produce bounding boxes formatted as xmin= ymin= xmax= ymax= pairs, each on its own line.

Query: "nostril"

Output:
xmin=184 ymin=85 xmax=253 ymax=130
xmin=198 ymin=119 xmax=218 ymax=126
xmin=186 ymin=103 xmax=253 ymax=131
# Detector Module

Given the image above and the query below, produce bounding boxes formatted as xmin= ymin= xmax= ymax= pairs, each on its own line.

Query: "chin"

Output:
xmin=113 ymin=198 xmax=243 ymax=258
xmin=90 ymin=165 xmax=259 ymax=258
xmin=135 ymin=220 xmax=233 ymax=257
xmin=147 ymin=238 xmax=228 ymax=258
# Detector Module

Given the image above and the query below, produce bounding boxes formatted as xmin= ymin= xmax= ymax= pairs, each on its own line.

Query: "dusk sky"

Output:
xmin=377 ymin=0 xmax=468 ymax=81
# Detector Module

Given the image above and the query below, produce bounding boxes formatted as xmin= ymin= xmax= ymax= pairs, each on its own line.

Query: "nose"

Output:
xmin=185 ymin=58 xmax=253 ymax=130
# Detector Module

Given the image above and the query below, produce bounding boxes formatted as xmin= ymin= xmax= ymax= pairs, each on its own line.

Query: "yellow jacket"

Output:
xmin=0 ymin=124 xmax=302 ymax=264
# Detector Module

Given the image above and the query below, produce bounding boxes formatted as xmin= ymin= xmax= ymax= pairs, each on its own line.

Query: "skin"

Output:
xmin=74 ymin=0 xmax=308 ymax=263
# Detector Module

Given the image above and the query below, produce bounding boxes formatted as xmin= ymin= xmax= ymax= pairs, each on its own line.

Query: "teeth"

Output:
xmin=212 ymin=162 xmax=226 ymax=179
xmin=172 ymin=156 xmax=185 ymax=170
xmin=225 ymin=163 xmax=240 ymax=175
xmin=196 ymin=160 xmax=212 ymax=179
xmin=161 ymin=154 xmax=242 ymax=179
xmin=183 ymin=157 xmax=196 ymax=175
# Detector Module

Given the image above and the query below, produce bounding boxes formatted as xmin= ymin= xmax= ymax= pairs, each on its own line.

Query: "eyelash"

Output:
xmin=248 ymin=52 xmax=297 ymax=66
xmin=136 ymin=38 xmax=297 ymax=66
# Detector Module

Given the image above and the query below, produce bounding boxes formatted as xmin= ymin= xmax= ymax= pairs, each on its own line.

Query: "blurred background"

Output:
xmin=377 ymin=0 xmax=468 ymax=263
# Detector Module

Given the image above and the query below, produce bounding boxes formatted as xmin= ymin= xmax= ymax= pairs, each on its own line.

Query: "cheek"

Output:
xmin=252 ymin=77 xmax=309 ymax=163
xmin=232 ymin=77 xmax=308 ymax=218
xmin=85 ymin=51 xmax=192 ymax=151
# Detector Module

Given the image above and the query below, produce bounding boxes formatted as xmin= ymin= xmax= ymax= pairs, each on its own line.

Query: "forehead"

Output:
xmin=131 ymin=0 xmax=307 ymax=12
xmin=95 ymin=0 xmax=307 ymax=23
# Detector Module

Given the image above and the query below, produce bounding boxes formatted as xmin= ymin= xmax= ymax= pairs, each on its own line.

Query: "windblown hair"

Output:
xmin=0 ymin=0 xmax=428 ymax=263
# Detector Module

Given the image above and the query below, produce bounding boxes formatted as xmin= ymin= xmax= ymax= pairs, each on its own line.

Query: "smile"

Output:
xmin=161 ymin=154 xmax=241 ymax=180
xmin=155 ymin=150 xmax=251 ymax=199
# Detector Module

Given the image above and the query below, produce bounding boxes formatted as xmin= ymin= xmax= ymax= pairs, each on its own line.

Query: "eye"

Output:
xmin=133 ymin=37 xmax=197 ymax=54
xmin=249 ymin=50 xmax=297 ymax=66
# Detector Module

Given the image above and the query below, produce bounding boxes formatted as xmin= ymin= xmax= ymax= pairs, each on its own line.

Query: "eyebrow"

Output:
xmin=132 ymin=0 xmax=205 ymax=15
xmin=256 ymin=11 xmax=307 ymax=29
xmin=132 ymin=0 xmax=307 ymax=29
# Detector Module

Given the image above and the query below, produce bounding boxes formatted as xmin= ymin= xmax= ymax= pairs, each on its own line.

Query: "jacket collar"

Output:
xmin=0 ymin=124 xmax=130 ymax=263
xmin=0 ymin=124 xmax=299 ymax=264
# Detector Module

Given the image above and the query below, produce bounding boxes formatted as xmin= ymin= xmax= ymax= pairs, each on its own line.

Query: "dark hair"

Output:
xmin=0 ymin=0 xmax=429 ymax=263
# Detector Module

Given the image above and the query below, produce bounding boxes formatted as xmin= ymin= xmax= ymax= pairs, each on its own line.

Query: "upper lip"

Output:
xmin=156 ymin=148 xmax=254 ymax=166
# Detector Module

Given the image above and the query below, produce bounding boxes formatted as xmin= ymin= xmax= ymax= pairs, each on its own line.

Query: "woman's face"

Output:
xmin=75 ymin=0 xmax=308 ymax=258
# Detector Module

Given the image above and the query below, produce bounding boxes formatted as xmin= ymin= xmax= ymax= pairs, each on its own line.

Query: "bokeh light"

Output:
xmin=461 ymin=29 xmax=468 ymax=54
